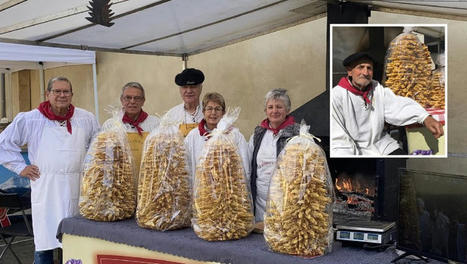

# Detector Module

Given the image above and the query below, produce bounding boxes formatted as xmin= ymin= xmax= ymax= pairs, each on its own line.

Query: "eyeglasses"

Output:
xmin=122 ymin=96 xmax=144 ymax=102
xmin=205 ymin=106 xmax=223 ymax=112
xmin=50 ymin=89 xmax=72 ymax=96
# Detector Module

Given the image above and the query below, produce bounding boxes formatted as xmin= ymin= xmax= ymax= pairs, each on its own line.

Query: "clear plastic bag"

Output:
xmin=429 ymin=62 xmax=445 ymax=109
xmin=383 ymin=27 xmax=433 ymax=107
xmin=264 ymin=121 xmax=334 ymax=256
xmin=79 ymin=110 xmax=136 ymax=221
xmin=136 ymin=113 xmax=191 ymax=230
xmin=192 ymin=108 xmax=254 ymax=241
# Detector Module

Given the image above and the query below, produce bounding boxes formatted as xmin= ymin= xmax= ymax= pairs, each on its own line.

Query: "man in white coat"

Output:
xmin=102 ymin=81 xmax=160 ymax=186
xmin=331 ymin=52 xmax=444 ymax=156
xmin=166 ymin=68 xmax=204 ymax=137
xmin=102 ymin=81 xmax=159 ymax=133
xmin=0 ymin=77 xmax=99 ymax=264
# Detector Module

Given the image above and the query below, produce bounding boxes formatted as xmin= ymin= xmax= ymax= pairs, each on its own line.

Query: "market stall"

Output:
xmin=0 ymin=42 xmax=99 ymax=121
xmin=330 ymin=25 xmax=447 ymax=157
xmin=2 ymin=1 xmax=467 ymax=264
xmin=57 ymin=216 xmax=399 ymax=264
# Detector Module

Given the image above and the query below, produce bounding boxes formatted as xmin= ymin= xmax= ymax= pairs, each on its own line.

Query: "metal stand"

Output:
xmin=391 ymin=251 xmax=429 ymax=263
xmin=363 ymin=241 xmax=395 ymax=252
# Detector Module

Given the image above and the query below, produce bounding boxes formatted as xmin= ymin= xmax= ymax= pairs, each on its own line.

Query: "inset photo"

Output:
xmin=330 ymin=24 xmax=447 ymax=158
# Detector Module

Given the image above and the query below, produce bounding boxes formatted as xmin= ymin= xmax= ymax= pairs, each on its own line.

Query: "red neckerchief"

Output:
xmin=38 ymin=101 xmax=74 ymax=134
xmin=260 ymin=115 xmax=295 ymax=135
xmin=198 ymin=119 xmax=210 ymax=137
xmin=0 ymin=208 xmax=11 ymax=227
xmin=338 ymin=77 xmax=373 ymax=104
xmin=122 ymin=110 xmax=148 ymax=135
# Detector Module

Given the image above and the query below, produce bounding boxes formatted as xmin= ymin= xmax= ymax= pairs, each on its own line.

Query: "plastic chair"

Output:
xmin=0 ymin=190 xmax=33 ymax=264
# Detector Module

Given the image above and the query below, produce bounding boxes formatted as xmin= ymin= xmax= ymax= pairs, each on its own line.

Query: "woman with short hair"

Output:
xmin=248 ymin=88 xmax=300 ymax=222
xmin=185 ymin=92 xmax=250 ymax=180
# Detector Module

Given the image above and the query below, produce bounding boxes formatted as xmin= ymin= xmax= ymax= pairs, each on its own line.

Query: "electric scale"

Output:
xmin=334 ymin=217 xmax=397 ymax=245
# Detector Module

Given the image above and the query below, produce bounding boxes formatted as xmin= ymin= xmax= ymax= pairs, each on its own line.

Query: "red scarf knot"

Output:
xmin=338 ymin=77 xmax=374 ymax=105
xmin=122 ymin=110 xmax=148 ymax=135
xmin=38 ymin=101 xmax=74 ymax=134
xmin=260 ymin=115 xmax=295 ymax=135
xmin=198 ymin=119 xmax=211 ymax=140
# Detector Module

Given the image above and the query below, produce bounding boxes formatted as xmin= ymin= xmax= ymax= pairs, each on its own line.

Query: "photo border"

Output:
xmin=329 ymin=24 xmax=448 ymax=158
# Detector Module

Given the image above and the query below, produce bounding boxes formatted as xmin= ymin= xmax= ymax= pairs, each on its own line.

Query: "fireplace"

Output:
xmin=334 ymin=170 xmax=376 ymax=218
xmin=329 ymin=158 xmax=406 ymax=222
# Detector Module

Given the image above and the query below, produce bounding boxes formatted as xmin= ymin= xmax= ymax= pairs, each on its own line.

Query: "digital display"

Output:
xmin=353 ymin=232 xmax=364 ymax=240
xmin=339 ymin=231 xmax=350 ymax=239
xmin=367 ymin=233 xmax=379 ymax=240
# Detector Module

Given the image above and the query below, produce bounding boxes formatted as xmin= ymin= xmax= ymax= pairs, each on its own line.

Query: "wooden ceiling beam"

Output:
xmin=38 ymin=0 xmax=172 ymax=42
xmin=0 ymin=0 xmax=26 ymax=12
xmin=122 ymin=0 xmax=289 ymax=50
xmin=0 ymin=0 xmax=128 ymax=35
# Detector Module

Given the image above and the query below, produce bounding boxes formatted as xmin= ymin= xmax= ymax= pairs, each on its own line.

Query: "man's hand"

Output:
xmin=20 ymin=165 xmax=40 ymax=181
xmin=423 ymin=115 xmax=444 ymax=139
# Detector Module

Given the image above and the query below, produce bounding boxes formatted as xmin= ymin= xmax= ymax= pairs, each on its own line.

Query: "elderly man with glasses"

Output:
xmin=0 ymin=76 xmax=99 ymax=264
xmin=102 ymin=82 xmax=160 ymax=186
xmin=103 ymin=82 xmax=160 ymax=134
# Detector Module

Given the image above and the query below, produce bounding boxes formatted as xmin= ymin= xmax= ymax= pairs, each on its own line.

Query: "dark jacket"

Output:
xmin=250 ymin=123 xmax=300 ymax=213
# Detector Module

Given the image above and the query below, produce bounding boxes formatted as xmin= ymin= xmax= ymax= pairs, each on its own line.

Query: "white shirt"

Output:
xmin=0 ymin=107 xmax=99 ymax=250
xmin=184 ymin=126 xmax=250 ymax=184
xmin=0 ymin=108 xmax=99 ymax=175
xmin=331 ymin=80 xmax=429 ymax=156
xmin=166 ymin=103 xmax=203 ymax=124
xmin=248 ymin=130 xmax=280 ymax=222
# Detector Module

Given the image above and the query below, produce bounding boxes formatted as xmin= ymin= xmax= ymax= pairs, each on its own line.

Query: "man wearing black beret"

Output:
xmin=331 ymin=51 xmax=444 ymax=156
xmin=167 ymin=68 xmax=205 ymax=137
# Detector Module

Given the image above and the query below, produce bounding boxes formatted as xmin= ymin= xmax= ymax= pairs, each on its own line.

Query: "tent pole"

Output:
xmin=92 ymin=63 xmax=99 ymax=123
xmin=39 ymin=62 xmax=45 ymax=101
xmin=182 ymin=54 xmax=188 ymax=69
xmin=7 ymin=72 xmax=12 ymax=120
xmin=1 ymin=73 xmax=5 ymax=118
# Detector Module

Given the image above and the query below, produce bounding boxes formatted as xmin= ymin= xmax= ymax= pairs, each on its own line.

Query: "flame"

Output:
xmin=347 ymin=196 xmax=360 ymax=205
xmin=335 ymin=176 xmax=376 ymax=198
xmin=335 ymin=177 xmax=353 ymax=193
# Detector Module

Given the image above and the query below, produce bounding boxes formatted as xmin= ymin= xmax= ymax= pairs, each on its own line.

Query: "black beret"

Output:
xmin=175 ymin=68 xmax=205 ymax=86
xmin=343 ymin=52 xmax=376 ymax=68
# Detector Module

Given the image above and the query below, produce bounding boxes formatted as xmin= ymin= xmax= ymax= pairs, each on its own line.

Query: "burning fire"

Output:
xmin=346 ymin=196 xmax=360 ymax=205
xmin=335 ymin=176 xmax=375 ymax=197
xmin=335 ymin=177 xmax=352 ymax=192
xmin=334 ymin=174 xmax=375 ymax=216
xmin=335 ymin=177 xmax=351 ymax=192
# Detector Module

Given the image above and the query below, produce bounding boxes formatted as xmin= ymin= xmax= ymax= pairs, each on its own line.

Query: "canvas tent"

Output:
xmin=0 ymin=0 xmax=331 ymax=125
xmin=0 ymin=0 xmax=466 ymax=56
xmin=1 ymin=0 xmax=465 ymax=121
xmin=0 ymin=0 xmax=327 ymax=56
xmin=0 ymin=42 xmax=99 ymax=121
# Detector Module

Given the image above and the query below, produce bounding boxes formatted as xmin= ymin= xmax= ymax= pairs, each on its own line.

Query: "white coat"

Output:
xmin=0 ymin=108 xmax=99 ymax=250
xmin=331 ymin=80 xmax=429 ymax=156
xmin=247 ymin=130 xmax=281 ymax=222
xmin=184 ymin=126 xmax=250 ymax=184
xmin=166 ymin=103 xmax=204 ymax=124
